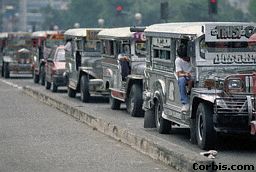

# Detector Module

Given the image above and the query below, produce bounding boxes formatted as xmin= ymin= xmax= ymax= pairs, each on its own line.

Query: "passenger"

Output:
xmin=118 ymin=45 xmax=131 ymax=81
xmin=175 ymin=44 xmax=194 ymax=112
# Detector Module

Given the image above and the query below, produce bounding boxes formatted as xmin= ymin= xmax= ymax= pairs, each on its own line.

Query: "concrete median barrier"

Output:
xmin=22 ymin=86 xmax=214 ymax=172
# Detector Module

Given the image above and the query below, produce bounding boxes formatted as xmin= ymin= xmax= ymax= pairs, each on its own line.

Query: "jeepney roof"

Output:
xmin=64 ymin=28 xmax=102 ymax=37
xmin=0 ymin=32 xmax=8 ymax=39
xmin=97 ymin=27 xmax=133 ymax=40
xmin=145 ymin=22 xmax=255 ymax=38
xmin=32 ymin=31 xmax=60 ymax=38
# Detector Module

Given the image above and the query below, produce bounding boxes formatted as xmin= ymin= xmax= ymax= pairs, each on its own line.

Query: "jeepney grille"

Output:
xmin=215 ymin=97 xmax=249 ymax=115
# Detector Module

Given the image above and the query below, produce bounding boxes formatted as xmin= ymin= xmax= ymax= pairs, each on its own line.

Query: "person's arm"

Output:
xmin=176 ymin=71 xmax=191 ymax=77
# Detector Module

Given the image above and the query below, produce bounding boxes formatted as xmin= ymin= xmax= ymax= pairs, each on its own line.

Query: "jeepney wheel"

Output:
xmin=45 ymin=81 xmax=51 ymax=90
xmin=1 ymin=64 xmax=4 ymax=77
xmin=110 ymin=96 xmax=121 ymax=110
xmin=39 ymin=66 xmax=45 ymax=85
xmin=4 ymin=62 xmax=10 ymax=78
xmin=195 ymin=102 xmax=216 ymax=150
xmin=155 ymin=98 xmax=172 ymax=134
xmin=52 ymin=83 xmax=58 ymax=93
xmin=80 ymin=75 xmax=90 ymax=102
xmin=67 ymin=86 xmax=76 ymax=98
xmin=34 ymin=74 xmax=39 ymax=83
xmin=126 ymin=84 xmax=144 ymax=117
xmin=144 ymin=108 xmax=156 ymax=128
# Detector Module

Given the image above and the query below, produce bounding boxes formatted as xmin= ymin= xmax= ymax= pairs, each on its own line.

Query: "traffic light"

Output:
xmin=209 ymin=0 xmax=217 ymax=14
xmin=116 ymin=5 xmax=123 ymax=16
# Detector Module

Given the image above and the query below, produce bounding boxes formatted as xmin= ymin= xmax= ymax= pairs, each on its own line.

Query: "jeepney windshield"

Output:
xmin=84 ymin=40 xmax=101 ymax=52
xmin=8 ymin=38 xmax=32 ymax=48
xmin=45 ymin=39 xmax=64 ymax=48
xmin=135 ymin=42 xmax=146 ymax=57
xmin=55 ymin=49 xmax=65 ymax=62
xmin=200 ymin=39 xmax=254 ymax=53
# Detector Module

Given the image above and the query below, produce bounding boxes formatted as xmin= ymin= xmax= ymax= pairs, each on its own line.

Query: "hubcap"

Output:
xmin=156 ymin=103 xmax=161 ymax=127
xmin=197 ymin=111 xmax=203 ymax=141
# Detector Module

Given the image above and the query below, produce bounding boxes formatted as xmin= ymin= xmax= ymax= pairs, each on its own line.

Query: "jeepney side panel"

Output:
xmin=101 ymin=39 xmax=120 ymax=90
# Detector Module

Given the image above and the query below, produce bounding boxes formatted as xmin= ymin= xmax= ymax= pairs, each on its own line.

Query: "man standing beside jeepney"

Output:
xmin=175 ymin=44 xmax=194 ymax=112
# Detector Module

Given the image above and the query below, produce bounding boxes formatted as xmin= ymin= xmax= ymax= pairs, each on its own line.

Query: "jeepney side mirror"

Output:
xmin=47 ymin=59 xmax=53 ymax=63
xmin=187 ymin=41 xmax=195 ymax=58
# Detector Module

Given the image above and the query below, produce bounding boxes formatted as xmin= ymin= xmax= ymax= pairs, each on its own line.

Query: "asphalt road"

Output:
xmin=0 ymin=75 xmax=175 ymax=172
xmin=4 ymin=74 xmax=256 ymax=172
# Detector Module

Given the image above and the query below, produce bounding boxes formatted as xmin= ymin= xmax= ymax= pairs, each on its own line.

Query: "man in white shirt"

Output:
xmin=175 ymin=44 xmax=193 ymax=112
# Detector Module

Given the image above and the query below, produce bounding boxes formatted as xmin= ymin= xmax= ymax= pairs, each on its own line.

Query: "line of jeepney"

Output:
xmin=1 ymin=22 xmax=256 ymax=150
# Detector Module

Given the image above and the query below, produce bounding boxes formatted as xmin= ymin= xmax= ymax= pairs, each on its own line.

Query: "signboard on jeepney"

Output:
xmin=205 ymin=24 xmax=256 ymax=42
xmin=204 ymin=52 xmax=256 ymax=65
xmin=133 ymin=32 xmax=146 ymax=41
xmin=47 ymin=34 xmax=64 ymax=40
xmin=86 ymin=30 xmax=100 ymax=40
xmin=152 ymin=37 xmax=171 ymax=48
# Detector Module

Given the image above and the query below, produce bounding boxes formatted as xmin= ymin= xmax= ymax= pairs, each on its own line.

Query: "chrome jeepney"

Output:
xmin=31 ymin=31 xmax=64 ymax=85
xmin=1 ymin=32 xmax=33 ymax=78
xmin=64 ymin=28 xmax=108 ymax=102
xmin=143 ymin=22 xmax=256 ymax=149
xmin=98 ymin=27 xmax=147 ymax=117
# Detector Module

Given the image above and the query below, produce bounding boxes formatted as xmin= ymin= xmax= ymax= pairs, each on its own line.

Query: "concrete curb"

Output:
xmin=22 ymin=86 xmax=214 ymax=172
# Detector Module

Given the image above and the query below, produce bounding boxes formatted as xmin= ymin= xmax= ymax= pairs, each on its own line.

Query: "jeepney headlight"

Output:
xmin=143 ymin=91 xmax=151 ymax=101
xmin=228 ymin=79 xmax=243 ymax=90
xmin=215 ymin=99 xmax=227 ymax=108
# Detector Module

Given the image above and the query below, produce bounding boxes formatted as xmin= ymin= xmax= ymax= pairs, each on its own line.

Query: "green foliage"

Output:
xmin=41 ymin=0 xmax=251 ymax=30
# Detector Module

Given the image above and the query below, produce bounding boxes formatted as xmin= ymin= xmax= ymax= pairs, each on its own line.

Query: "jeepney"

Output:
xmin=31 ymin=31 xmax=64 ymax=85
xmin=0 ymin=32 xmax=7 ymax=77
xmin=64 ymin=28 xmax=108 ymax=102
xmin=98 ymin=27 xmax=147 ymax=117
xmin=0 ymin=32 xmax=33 ymax=78
xmin=143 ymin=22 xmax=256 ymax=149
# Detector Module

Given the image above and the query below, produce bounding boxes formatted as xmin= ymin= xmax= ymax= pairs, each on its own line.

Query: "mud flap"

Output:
xmin=144 ymin=108 xmax=156 ymax=128
xmin=250 ymin=121 xmax=256 ymax=135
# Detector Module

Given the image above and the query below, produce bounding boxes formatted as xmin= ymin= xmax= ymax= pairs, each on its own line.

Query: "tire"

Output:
xmin=45 ymin=81 xmax=51 ymax=90
xmin=52 ymin=83 xmax=57 ymax=92
xmin=195 ymin=102 xmax=216 ymax=150
xmin=80 ymin=75 xmax=90 ymax=102
xmin=110 ymin=96 xmax=121 ymax=110
xmin=190 ymin=118 xmax=197 ymax=144
xmin=39 ymin=66 xmax=45 ymax=85
xmin=126 ymin=84 xmax=144 ymax=117
xmin=68 ymin=86 xmax=76 ymax=98
xmin=34 ymin=74 xmax=39 ymax=83
xmin=1 ymin=65 xmax=4 ymax=77
xmin=144 ymin=108 xmax=156 ymax=128
xmin=155 ymin=98 xmax=172 ymax=134
xmin=4 ymin=62 xmax=10 ymax=78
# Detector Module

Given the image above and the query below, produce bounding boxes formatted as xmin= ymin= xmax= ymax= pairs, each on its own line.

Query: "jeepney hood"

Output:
xmin=131 ymin=62 xmax=146 ymax=75
xmin=81 ymin=56 xmax=103 ymax=79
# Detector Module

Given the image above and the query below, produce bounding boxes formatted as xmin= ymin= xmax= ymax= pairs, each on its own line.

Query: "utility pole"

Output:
xmin=19 ymin=0 xmax=27 ymax=31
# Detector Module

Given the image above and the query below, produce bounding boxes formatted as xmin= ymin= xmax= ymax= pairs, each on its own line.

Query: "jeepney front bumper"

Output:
xmin=53 ymin=74 xmax=67 ymax=87
xmin=142 ymin=90 xmax=154 ymax=110
xmin=89 ymin=79 xmax=105 ymax=91
xmin=214 ymin=95 xmax=256 ymax=134
xmin=9 ymin=62 xmax=33 ymax=73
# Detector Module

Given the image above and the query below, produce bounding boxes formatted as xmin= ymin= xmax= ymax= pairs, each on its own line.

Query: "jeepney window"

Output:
xmin=45 ymin=39 xmax=64 ymax=48
xmin=153 ymin=49 xmax=171 ymax=60
xmin=76 ymin=40 xmax=83 ymax=51
xmin=135 ymin=42 xmax=146 ymax=57
xmin=102 ymin=40 xmax=114 ymax=56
